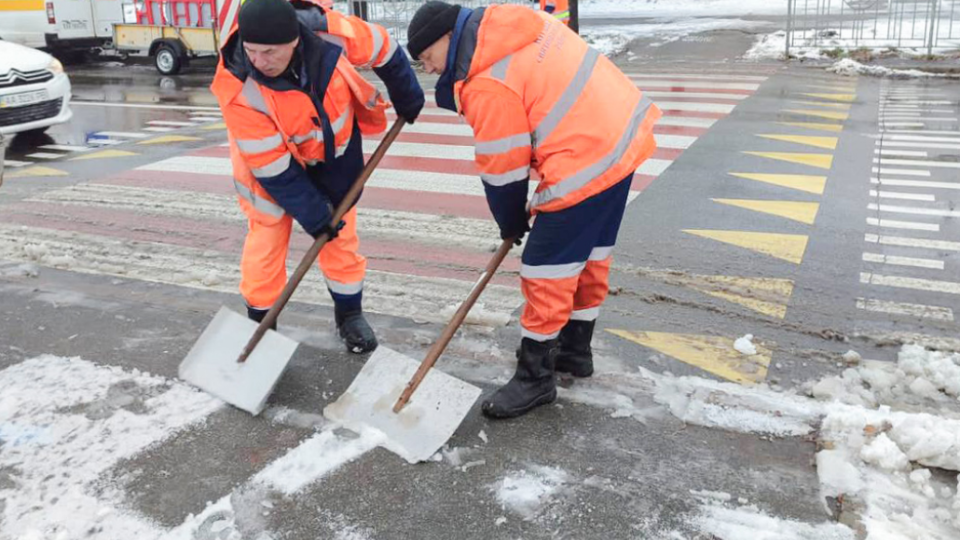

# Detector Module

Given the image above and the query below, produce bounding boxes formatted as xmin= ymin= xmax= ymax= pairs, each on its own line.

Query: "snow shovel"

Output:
xmin=179 ymin=118 xmax=407 ymax=415
xmin=324 ymin=238 xmax=515 ymax=463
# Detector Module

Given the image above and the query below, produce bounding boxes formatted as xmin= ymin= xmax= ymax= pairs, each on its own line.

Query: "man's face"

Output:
xmin=418 ymin=33 xmax=451 ymax=76
xmin=244 ymin=38 xmax=299 ymax=78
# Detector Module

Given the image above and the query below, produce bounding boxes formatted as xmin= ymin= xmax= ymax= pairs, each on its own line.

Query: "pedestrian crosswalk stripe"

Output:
xmin=25 ymin=152 xmax=63 ymax=160
xmin=744 ymin=152 xmax=834 ymax=170
xmin=683 ymin=229 xmax=809 ymax=264
xmin=71 ymin=149 xmax=138 ymax=161
xmin=137 ymin=135 xmax=204 ymax=145
xmin=856 ymin=297 xmax=954 ymax=321
xmin=785 ymin=109 xmax=850 ymax=121
xmin=865 ymin=233 xmax=960 ymax=252
xmin=4 ymin=166 xmax=68 ymax=178
xmin=712 ymin=199 xmax=820 ymax=225
xmin=606 ymin=330 xmax=771 ymax=385
xmin=861 ymin=272 xmax=960 ymax=295
xmin=869 ymin=202 xmax=960 ymax=218
xmin=862 ymin=252 xmax=944 ymax=270
xmin=757 ymin=134 xmax=838 ymax=150
xmin=201 ymin=122 xmax=227 ymax=130
xmin=93 ymin=131 xmax=150 ymax=139
xmin=866 ymin=217 xmax=940 ymax=232
xmin=728 ymin=173 xmax=827 ymax=195
xmin=40 ymin=144 xmax=91 ymax=152
xmin=801 ymin=93 xmax=856 ymax=102
xmin=777 ymin=122 xmax=843 ymax=133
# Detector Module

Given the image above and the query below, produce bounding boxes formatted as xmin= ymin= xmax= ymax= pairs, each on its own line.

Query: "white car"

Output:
xmin=0 ymin=40 xmax=72 ymax=136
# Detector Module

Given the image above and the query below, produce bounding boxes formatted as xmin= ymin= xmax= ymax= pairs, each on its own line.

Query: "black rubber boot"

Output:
xmin=481 ymin=338 xmax=558 ymax=419
xmin=335 ymin=307 xmax=378 ymax=354
xmin=247 ymin=306 xmax=277 ymax=331
xmin=555 ymin=320 xmax=595 ymax=378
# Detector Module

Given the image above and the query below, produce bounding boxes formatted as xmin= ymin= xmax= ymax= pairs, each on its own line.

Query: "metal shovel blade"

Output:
xmin=179 ymin=306 xmax=299 ymax=415
xmin=323 ymin=346 xmax=482 ymax=464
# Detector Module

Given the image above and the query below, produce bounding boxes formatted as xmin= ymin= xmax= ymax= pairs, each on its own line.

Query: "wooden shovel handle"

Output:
xmin=238 ymin=118 xmax=406 ymax=363
xmin=393 ymin=237 xmax=516 ymax=412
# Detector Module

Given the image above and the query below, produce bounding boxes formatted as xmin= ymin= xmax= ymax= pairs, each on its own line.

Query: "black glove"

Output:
xmin=312 ymin=219 xmax=345 ymax=240
xmin=500 ymin=220 xmax=530 ymax=247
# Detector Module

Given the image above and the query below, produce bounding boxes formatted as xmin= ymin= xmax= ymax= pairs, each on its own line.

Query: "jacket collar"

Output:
xmin=435 ymin=7 xmax=480 ymax=113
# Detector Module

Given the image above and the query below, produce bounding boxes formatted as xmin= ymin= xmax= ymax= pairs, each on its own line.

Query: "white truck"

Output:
xmin=0 ymin=0 xmax=128 ymax=54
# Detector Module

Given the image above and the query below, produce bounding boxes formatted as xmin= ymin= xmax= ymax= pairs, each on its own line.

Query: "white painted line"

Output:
xmin=872 ymin=178 xmax=960 ymax=190
xmin=642 ymin=133 xmax=697 ymax=149
xmin=362 ymin=140 xmax=473 ymax=161
xmin=638 ymin=158 xmax=672 ymax=176
xmin=882 ymin=109 xmax=955 ymax=114
xmin=87 ymin=138 xmax=124 ymax=145
xmin=865 ymin=233 xmax=960 ymax=251
xmin=876 ymin=158 xmax=960 ymax=169
xmin=869 ymin=190 xmax=935 ymax=201
xmin=402 ymin=122 xmax=471 ymax=137
xmin=25 ymin=152 xmax=64 ymax=160
xmin=880 ymin=117 xmax=957 ymax=122
xmin=2 ymin=159 xmax=32 ymax=167
xmin=147 ymin=120 xmax=199 ymax=127
xmin=633 ymin=80 xmax=761 ymax=91
xmin=862 ymin=252 xmax=944 ymax=270
xmin=40 ymin=145 xmax=90 ymax=152
xmin=880 ymin=111 xmax=923 ymax=116
xmin=190 ymin=111 xmax=222 ymax=117
xmin=872 ymin=167 xmax=931 ymax=177
xmin=71 ymin=101 xmax=220 ymax=111
xmin=93 ymin=131 xmax=150 ymax=139
xmin=187 ymin=117 xmax=220 ymax=123
xmin=861 ymin=272 xmax=960 ymax=295
xmin=856 ymin=297 xmax=953 ymax=321
xmin=887 ymin=134 xmax=960 ymax=143
xmin=624 ymin=73 xmax=768 ymax=81
xmin=651 ymin=101 xmax=735 ymax=114
xmin=869 ymin=202 xmax=960 ymax=218
xmin=881 ymin=129 xmax=960 ymax=136
xmin=881 ymin=141 xmax=960 ymax=150
xmin=880 ymin=101 xmax=953 ymax=105
xmin=875 ymin=149 xmax=928 ymax=157
xmin=645 ymin=91 xmax=748 ymax=101
xmin=881 ymin=122 xmax=926 ymax=127
xmin=138 ymin=155 xmax=231 ymax=175
xmin=866 ymin=217 xmax=940 ymax=231
xmin=142 ymin=127 xmax=177 ymax=132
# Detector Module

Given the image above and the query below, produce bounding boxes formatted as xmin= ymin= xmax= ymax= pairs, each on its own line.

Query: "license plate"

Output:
xmin=0 ymin=90 xmax=50 ymax=109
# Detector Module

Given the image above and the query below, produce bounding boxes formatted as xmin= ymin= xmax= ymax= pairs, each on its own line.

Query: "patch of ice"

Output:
xmin=494 ymin=465 xmax=568 ymax=520
xmin=696 ymin=502 xmax=854 ymax=540
xmin=478 ymin=429 xmax=488 ymax=444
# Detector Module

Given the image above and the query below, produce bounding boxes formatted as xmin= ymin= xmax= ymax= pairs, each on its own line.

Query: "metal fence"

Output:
xmin=348 ymin=0 xmax=536 ymax=45
xmin=786 ymin=0 xmax=960 ymax=56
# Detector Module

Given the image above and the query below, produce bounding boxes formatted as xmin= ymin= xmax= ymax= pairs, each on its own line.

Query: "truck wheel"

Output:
xmin=155 ymin=45 xmax=182 ymax=75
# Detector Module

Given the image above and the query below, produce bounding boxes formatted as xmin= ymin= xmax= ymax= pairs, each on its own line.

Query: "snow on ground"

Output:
xmin=582 ymin=17 xmax=767 ymax=57
xmin=828 ymin=58 xmax=952 ymax=79
xmin=579 ymin=0 xmax=786 ymax=19
xmin=0 ymin=355 xmax=223 ymax=539
xmin=493 ymin=465 xmax=569 ymax=520
xmin=695 ymin=502 xmax=855 ymax=540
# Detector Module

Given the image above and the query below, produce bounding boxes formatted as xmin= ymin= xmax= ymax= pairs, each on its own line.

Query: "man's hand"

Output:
xmin=500 ymin=219 xmax=530 ymax=247
xmin=312 ymin=219 xmax=346 ymax=240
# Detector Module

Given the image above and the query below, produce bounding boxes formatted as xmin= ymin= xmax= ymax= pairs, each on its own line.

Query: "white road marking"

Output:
xmin=87 ymin=138 xmax=124 ymax=145
xmin=147 ymin=120 xmax=199 ymax=127
xmin=880 ymin=122 xmax=926 ymax=128
xmin=24 ymin=152 xmax=64 ymax=160
xmin=887 ymin=134 xmax=960 ymax=143
xmin=856 ymin=297 xmax=953 ymax=321
xmin=880 ymin=117 xmax=958 ymax=122
xmin=40 ymin=145 xmax=90 ymax=152
xmin=871 ymin=178 xmax=960 ymax=190
xmin=875 ymin=148 xmax=928 ymax=157
xmin=865 ymin=233 xmax=960 ymax=251
xmin=632 ymin=80 xmax=761 ymax=91
xmin=861 ymin=272 xmax=960 ymax=295
xmin=644 ymin=90 xmax=747 ymax=101
xmin=875 ymin=158 xmax=960 ymax=169
xmin=880 ymin=141 xmax=960 ymax=150
xmin=624 ymin=73 xmax=768 ymax=81
xmin=866 ymin=217 xmax=939 ymax=231
xmin=872 ymin=167 xmax=931 ymax=177
xmin=93 ymin=131 xmax=150 ymax=139
xmin=142 ymin=127 xmax=176 ymax=132
xmin=653 ymin=101 xmax=735 ymax=113
xmin=881 ymin=129 xmax=960 ymax=136
xmin=862 ymin=252 xmax=944 ymax=269
xmin=1 ymin=159 xmax=32 ymax=167
xmin=869 ymin=202 xmax=960 ymax=218
xmin=71 ymin=101 xmax=220 ymax=111
xmin=869 ymin=190 xmax=935 ymax=201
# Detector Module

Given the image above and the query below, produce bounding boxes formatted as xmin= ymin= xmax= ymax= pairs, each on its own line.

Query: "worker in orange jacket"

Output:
xmin=211 ymin=0 xmax=424 ymax=354
xmin=539 ymin=0 xmax=570 ymax=25
xmin=407 ymin=2 xmax=661 ymax=418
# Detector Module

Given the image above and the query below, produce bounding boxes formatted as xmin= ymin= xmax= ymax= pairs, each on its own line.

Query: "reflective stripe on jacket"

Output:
xmin=539 ymin=0 xmax=570 ymax=24
xmin=453 ymin=6 xmax=661 ymax=215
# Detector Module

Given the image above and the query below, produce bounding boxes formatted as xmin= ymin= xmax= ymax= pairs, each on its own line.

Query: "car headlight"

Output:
xmin=47 ymin=58 xmax=64 ymax=75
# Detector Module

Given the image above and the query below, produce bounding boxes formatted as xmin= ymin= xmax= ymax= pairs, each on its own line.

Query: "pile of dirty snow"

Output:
xmin=828 ymin=58 xmax=947 ymax=79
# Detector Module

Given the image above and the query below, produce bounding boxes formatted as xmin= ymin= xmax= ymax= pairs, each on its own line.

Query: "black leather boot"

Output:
xmin=555 ymin=320 xmax=595 ymax=378
xmin=335 ymin=306 xmax=378 ymax=354
xmin=481 ymin=338 xmax=557 ymax=419
xmin=247 ymin=306 xmax=277 ymax=331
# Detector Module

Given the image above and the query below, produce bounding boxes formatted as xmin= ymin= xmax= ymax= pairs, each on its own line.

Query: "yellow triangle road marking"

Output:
xmin=729 ymin=173 xmax=826 ymax=195
xmin=640 ymin=268 xmax=795 ymax=319
xmin=201 ymin=122 xmax=226 ymax=130
xmin=744 ymin=151 xmax=833 ymax=170
xmin=137 ymin=135 xmax=203 ymax=145
xmin=785 ymin=109 xmax=849 ymax=121
xmin=801 ymin=93 xmax=856 ymax=102
xmin=778 ymin=122 xmax=843 ymax=133
xmin=757 ymin=134 xmax=838 ymax=150
xmin=5 ymin=166 xmax=69 ymax=178
xmin=683 ymin=229 xmax=809 ymax=264
xmin=713 ymin=199 xmax=820 ymax=225
xmin=607 ymin=330 xmax=771 ymax=385
xmin=790 ymin=100 xmax=851 ymax=110
xmin=70 ymin=149 xmax=138 ymax=161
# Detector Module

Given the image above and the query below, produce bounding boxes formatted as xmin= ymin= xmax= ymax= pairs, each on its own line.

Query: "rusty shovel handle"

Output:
xmin=237 ymin=118 xmax=406 ymax=363
xmin=393 ymin=237 xmax=516 ymax=412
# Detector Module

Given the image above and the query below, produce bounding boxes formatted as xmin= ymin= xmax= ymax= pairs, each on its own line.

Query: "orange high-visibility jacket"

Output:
xmin=539 ymin=0 xmax=570 ymax=25
xmin=293 ymin=0 xmax=397 ymax=69
xmin=210 ymin=23 xmax=388 ymax=233
xmin=452 ymin=6 xmax=660 ymax=216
